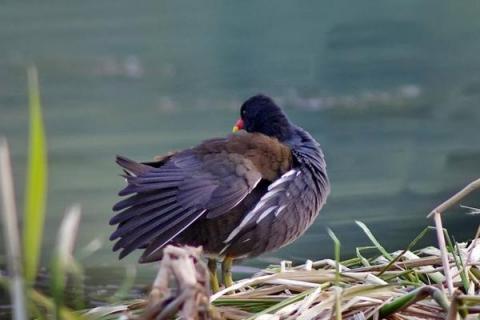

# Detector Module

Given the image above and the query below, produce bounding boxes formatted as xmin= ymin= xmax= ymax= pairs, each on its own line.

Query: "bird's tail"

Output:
xmin=116 ymin=155 xmax=151 ymax=176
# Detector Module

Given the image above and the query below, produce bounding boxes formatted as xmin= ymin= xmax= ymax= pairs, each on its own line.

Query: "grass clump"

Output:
xmin=0 ymin=66 xmax=83 ymax=320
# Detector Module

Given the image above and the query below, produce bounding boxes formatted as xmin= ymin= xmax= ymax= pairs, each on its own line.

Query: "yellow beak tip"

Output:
xmin=232 ymin=126 xmax=239 ymax=133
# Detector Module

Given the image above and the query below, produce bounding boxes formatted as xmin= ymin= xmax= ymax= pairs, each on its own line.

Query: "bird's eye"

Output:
xmin=241 ymin=110 xmax=246 ymax=116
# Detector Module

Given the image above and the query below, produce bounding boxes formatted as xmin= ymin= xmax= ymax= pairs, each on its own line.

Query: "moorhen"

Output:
xmin=110 ymin=94 xmax=330 ymax=290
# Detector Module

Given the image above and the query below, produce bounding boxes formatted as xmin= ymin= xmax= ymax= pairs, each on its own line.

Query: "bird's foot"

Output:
xmin=222 ymin=256 xmax=234 ymax=288
xmin=208 ymin=258 xmax=220 ymax=293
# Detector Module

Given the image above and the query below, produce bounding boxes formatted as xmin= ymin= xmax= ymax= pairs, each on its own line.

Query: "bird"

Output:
xmin=109 ymin=94 xmax=330 ymax=291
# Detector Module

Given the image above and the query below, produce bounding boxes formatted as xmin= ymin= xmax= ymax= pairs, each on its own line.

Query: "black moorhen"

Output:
xmin=110 ymin=94 xmax=330 ymax=291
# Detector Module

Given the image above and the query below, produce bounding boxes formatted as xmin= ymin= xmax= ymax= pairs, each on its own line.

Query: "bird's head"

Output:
xmin=233 ymin=94 xmax=292 ymax=141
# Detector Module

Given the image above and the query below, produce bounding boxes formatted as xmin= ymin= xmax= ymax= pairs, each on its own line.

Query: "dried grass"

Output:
xmin=84 ymin=235 xmax=480 ymax=319
xmin=83 ymin=179 xmax=480 ymax=320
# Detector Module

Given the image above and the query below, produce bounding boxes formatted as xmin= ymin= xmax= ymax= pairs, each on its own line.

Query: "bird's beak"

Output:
xmin=232 ymin=118 xmax=244 ymax=133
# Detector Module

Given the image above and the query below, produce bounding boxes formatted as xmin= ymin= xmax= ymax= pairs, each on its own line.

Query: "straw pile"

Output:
xmin=84 ymin=179 xmax=480 ymax=320
xmin=85 ymin=230 xmax=480 ymax=320
xmin=211 ymin=239 xmax=480 ymax=320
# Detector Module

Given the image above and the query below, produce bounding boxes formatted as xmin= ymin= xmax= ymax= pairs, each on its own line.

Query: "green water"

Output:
xmin=0 ymin=1 xmax=479 ymax=286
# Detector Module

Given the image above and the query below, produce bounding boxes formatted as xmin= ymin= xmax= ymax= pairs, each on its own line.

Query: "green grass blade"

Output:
xmin=377 ymin=226 xmax=431 ymax=277
xmin=333 ymin=288 xmax=342 ymax=320
xmin=245 ymin=288 xmax=316 ymax=320
xmin=213 ymin=298 xmax=279 ymax=313
xmin=327 ymin=228 xmax=341 ymax=286
xmin=23 ymin=65 xmax=48 ymax=284
xmin=454 ymin=242 xmax=469 ymax=292
xmin=451 ymin=235 xmax=469 ymax=293
xmin=355 ymin=221 xmax=393 ymax=260
xmin=375 ymin=286 xmax=449 ymax=319
xmin=356 ymin=246 xmax=375 ymax=267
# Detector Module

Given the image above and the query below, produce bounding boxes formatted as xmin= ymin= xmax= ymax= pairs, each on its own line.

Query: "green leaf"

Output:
xmin=23 ymin=65 xmax=48 ymax=284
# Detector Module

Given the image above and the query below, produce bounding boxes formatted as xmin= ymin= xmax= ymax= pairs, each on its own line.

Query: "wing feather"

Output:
xmin=119 ymin=208 xmax=205 ymax=259
xmin=109 ymin=196 xmax=177 ymax=227
xmin=224 ymin=140 xmax=330 ymax=246
xmin=112 ymin=189 xmax=176 ymax=213
xmin=110 ymin=144 xmax=262 ymax=261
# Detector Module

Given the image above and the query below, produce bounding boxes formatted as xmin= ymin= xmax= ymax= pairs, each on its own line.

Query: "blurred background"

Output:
xmin=0 ymin=1 xmax=479 ymax=286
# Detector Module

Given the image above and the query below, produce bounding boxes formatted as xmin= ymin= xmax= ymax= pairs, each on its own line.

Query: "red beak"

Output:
xmin=232 ymin=119 xmax=244 ymax=133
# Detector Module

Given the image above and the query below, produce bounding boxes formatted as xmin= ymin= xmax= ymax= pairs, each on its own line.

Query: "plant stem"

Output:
xmin=0 ymin=139 xmax=27 ymax=320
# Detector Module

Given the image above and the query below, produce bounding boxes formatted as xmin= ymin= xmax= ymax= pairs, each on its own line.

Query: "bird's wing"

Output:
xmin=109 ymin=141 xmax=264 ymax=261
xmin=223 ymin=145 xmax=329 ymax=247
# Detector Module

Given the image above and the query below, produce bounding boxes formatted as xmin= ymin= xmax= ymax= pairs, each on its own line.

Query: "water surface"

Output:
xmin=0 ymin=1 xmax=479 ymax=286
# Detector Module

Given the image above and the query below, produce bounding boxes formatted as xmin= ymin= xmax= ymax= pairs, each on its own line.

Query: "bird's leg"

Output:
xmin=221 ymin=256 xmax=234 ymax=288
xmin=207 ymin=258 xmax=220 ymax=293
